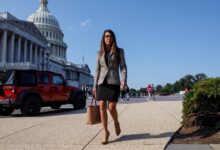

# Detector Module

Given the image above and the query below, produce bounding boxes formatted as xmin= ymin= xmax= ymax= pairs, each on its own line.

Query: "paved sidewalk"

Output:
xmin=0 ymin=97 xmax=182 ymax=150
xmin=166 ymin=144 xmax=220 ymax=150
xmin=85 ymin=99 xmax=182 ymax=150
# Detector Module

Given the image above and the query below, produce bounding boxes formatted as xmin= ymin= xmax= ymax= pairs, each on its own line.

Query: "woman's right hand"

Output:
xmin=92 ymin=88 xmax=96 ymax=99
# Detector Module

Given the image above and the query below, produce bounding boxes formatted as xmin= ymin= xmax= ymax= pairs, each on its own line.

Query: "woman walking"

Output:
xmin=93 ymin=29 xmax=127 ymax=144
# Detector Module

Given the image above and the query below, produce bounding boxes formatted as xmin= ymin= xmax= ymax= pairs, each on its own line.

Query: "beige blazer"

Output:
xmin=93 ymin=49 xmax=127 ymax=88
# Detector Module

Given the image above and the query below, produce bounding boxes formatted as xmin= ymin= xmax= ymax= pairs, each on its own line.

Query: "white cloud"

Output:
xmin=80 ymin=19 xmax=91 ymax=27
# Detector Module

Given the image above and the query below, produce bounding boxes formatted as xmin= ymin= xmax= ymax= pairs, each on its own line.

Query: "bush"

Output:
xmin=182 ymin=78 xmax=220 ymax=127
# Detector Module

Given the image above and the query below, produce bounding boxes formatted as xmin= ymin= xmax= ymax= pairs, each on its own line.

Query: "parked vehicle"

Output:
xmin=0 ymin=70 xmax=86 ymax=116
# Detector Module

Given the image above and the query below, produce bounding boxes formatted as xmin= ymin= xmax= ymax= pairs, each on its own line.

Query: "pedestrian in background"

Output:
xmin=147 ymin=84 xmax=153 ymax=101
xmin=93 ymin=29 xmax=127 ymax=144
xmin=121 ymin=88 xmax=126 ymax=100
xmin=151 ymin=84 xmax=156 ymax=101
xmin=126 ymin=85 xmax=130 ymax=100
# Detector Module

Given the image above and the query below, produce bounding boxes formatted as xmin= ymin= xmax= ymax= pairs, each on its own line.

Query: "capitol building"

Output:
xmin=0 ymin=0 xmax=93 ymax=88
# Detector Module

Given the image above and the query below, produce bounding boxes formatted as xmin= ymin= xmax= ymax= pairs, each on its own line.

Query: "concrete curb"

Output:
xmin=164 ymin=126 xmax=183 ymax=150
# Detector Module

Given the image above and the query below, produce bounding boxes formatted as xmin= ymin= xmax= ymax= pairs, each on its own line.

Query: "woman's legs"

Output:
xmin=108 ymin=101 xmax=118 ymax=122
xmin=108 ymin=101 xmax=121 ymax=136
xmin=99 ymin=101 xmax=109 ymax=144
xmin=148 ymin=92 xmax=151 ymax=101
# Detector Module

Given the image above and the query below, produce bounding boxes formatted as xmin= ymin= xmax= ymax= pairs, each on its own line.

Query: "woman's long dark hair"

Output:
xmin=99 ymin=29 xmax=120 ymax=57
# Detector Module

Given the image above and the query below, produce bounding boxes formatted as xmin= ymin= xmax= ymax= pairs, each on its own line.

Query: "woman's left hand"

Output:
xmin=121 ymin=81 xmax=126 ymax=91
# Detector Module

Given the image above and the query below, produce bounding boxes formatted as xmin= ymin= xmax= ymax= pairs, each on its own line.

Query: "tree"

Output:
xmin=179 ymin=74 xmax=195 ymax=90
xmin=194 ymin=73 xmax=208 ymax=83
xmin=137 ymin=87 xmax=147 ymax=95
xmin=162 ymin=83 xmax=173 ymax=94
xmin=179 ymin=78 xmax=185 ymax=91
xmin=129 ymin=88 xmax=137 ymax=94
xmin=173 ymin=81 xmax=180 ymax=93
xmin=184 ymin=75 xmax=195 ymax=89
xmin=155 ymin=85 xmax=163 ymax=94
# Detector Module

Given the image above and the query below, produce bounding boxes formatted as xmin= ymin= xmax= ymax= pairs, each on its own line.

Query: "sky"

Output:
xmin=0 ymin=0 xmax=220 ymax=89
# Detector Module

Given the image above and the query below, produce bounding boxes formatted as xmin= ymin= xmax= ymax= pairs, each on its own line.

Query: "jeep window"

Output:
xmin=0 ymin=70 xmax=14 ymax=85
xmin=17 ymin=72 xmax=36 ymax=86
xmin=38 ymin=74 xmax=49 ymax=84
xmin=53 ymin=75 xmax=64 ymax=85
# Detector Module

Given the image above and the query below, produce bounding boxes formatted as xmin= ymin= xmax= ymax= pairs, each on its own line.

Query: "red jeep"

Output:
xmin=0 ymin=70 xmax=86 ymax=116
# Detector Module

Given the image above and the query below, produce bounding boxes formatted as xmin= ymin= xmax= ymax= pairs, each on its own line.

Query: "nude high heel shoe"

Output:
xmin=115 ymin=122 xmax=121 ymax=136
xmin=101 ymin=131 xmax=110 ymax=145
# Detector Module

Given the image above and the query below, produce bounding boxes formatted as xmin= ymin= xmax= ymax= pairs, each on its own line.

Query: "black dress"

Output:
xmin=96 ymin=51 xmax=120 ymax=102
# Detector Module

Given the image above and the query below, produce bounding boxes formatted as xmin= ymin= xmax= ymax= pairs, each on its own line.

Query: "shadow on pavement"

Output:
xmin=39 ymin=108 xmax=87 ymax=117
xmin=5 ymin=108 xmax=87 ymax=118
xmin=110 ymin=132 xmax=174 ymax=143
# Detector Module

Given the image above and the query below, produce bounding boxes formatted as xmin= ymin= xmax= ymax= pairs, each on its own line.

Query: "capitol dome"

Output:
xmin=27 ymin=0 xmax=67 ymax=60
xmin=27 ymin=10 xmax=60 ymax=28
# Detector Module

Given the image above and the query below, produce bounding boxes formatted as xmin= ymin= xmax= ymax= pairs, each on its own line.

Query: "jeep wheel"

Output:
xmin=73 ymin=94 xmax=86 ymax=109
xmin=0 ymin=106 xmax=14 ymax=116
xmin=50 ymin=104 xmax=61 ymax=109
xmin=21 ymin=96 xmax=41 ymax=116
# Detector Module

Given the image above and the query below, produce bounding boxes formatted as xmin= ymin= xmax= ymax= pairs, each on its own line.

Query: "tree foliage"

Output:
xmin=131 ymin=73 xmax=208 ymax=96
xmin=154 ymin=73 xmax=208 ymax=95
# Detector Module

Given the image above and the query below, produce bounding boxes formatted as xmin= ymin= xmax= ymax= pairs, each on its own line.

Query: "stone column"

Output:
xmin=52 ymin=44 xmax=55 ymax=55
xmin=30 ymin=42 xmax=33 ymax=64
xmin=42 ymin=49 xmax=45 ymax=70
xmin=58 ymin=45 xmax=60 ymax=57
xmin=53 ymin=45 xmax=55 ymax=56
xmin=40 ymin=48 xmax=43 ymax=70
xmin=60 ymin=46 xmax=62 ymax=57
xmin=62 ymin=48 xmax=64 ymax=58
xmin=56 ymin=45 xmax=58 ymax=57
xmin=24 ymin=40 xmax=27 ymax=62
xmin=35 ymin=45 xmax=38 ymax=65
xmin=54 ymin=45 xmax=56 ymax=56
xmin=60 ymin=47 xmax=62 ymax=58
xmin=17 ymin=36 xmax=21 ymax=62
xmin=62 ymin=47 xmax=64 ymax=58
xmin=60 ymin=47 xmax=61 ymax=58
xmin=64 ymin=48 xmax=65 ymax=58
xmin=1 ymin=30 xmax=8 ymax=63
xmin=44 ymin=50 xmax=47 ymax=70
xmin=9 ymin=34 xmax=15 ymax=63
xmin=61 ymin=47 xmax=63 ymax=58
xmin=59 ymin=46 xmax=61 ymax=57
xmin=51 ymin=44 xmax=53 ymax=55
xmin=71 ymin=71 xmax=73 ymax=80
xmin=57 ymin=46 xmax=58 ymax=57
xmin=38 ymin=48 xmax=41 ymax=70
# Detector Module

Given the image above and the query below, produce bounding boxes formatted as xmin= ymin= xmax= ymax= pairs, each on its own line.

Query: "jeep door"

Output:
xmin=37 ymin=72 xmax=51 ymax=102
xmin=51 ymin=74 xmax=69 ymax=101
